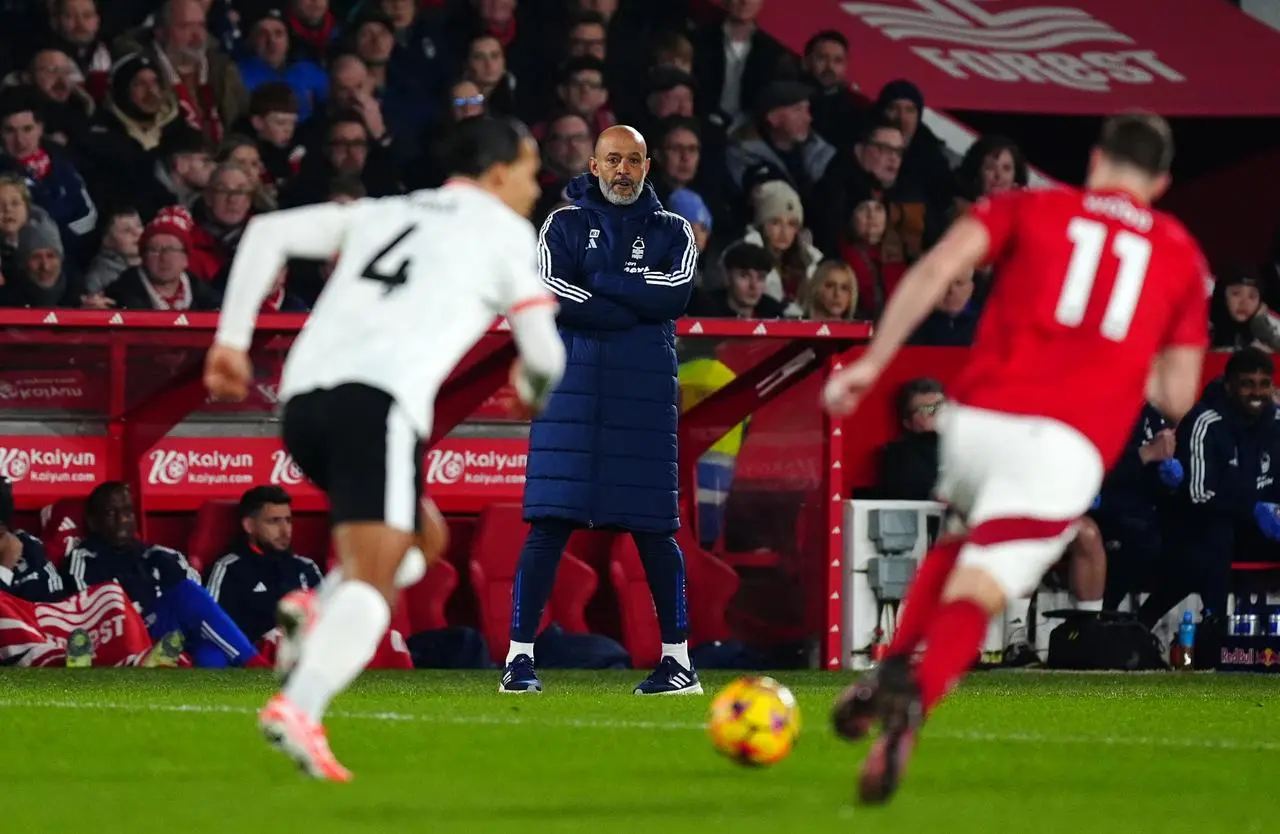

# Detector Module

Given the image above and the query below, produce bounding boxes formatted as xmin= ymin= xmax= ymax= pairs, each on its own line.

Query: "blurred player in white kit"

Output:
xmin=204 ymin=116 xmax=566 ymax=781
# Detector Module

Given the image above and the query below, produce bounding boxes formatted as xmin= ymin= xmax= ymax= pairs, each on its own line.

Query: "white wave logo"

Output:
xmin=844 ymin=0 xmax=1185 ymax=92
xmin=425 ymin=450 xmax=466 ymax=485
xmin=270 ymin=450 xmax=305 ymax=485
xmin=0 ymin=448 xmax=32 ymax=481
xmin=0 ymin=382 xmax=17 ymax=400
xmin=148 ymin=450 xmax=189 ymax=485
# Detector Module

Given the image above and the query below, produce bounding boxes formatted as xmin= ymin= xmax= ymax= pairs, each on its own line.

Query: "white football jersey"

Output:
xmin=215 ymin=182 xmax=552 ymax=437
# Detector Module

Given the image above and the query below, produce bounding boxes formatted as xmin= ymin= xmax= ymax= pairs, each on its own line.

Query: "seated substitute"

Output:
xmin=63 ymin=482 xmax=265 ymax=667
xmin=0 ymin=477 xmax=67 ymax=602
xmin=206 ymin=486 xmax=323 ymax=642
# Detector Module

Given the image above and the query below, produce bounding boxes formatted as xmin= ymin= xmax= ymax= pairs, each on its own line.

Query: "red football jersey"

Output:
xmin=951 ymin=186 xmax=1209 ymax=467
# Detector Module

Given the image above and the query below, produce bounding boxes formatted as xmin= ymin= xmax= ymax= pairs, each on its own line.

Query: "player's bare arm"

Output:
xmin=205 ymin=203 xmax=359 ymax=401
xmin=823 ymin=215 xmax=991 ymax=416
xmin=507 ymin=295 xmax=566 ymax=417
xmin=1148 ymin=344 xmax=1206 ymax=423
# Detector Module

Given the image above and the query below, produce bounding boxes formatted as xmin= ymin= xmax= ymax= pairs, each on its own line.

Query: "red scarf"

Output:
xmin=19 ymin=148 xmax=52 ymax=182
xmin=287 ymin=10 xmax=336 ymax=58
xmin=174 ymin=76 xmax=223 ymax=143
xmin=153 ymin=280 xmax=189 ymax=310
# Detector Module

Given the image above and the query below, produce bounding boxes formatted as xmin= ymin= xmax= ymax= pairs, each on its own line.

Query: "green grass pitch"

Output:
xmin=1 ymin=669 xmax=1277 ymax=833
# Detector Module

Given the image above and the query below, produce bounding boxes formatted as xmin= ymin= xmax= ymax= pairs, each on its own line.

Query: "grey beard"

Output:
xmin=599 ymin=176 xmax=643 ymax=206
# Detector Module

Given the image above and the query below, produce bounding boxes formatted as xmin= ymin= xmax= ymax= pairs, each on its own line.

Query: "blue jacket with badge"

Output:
xmin=524 ymin=173 xmax=697 ymax=533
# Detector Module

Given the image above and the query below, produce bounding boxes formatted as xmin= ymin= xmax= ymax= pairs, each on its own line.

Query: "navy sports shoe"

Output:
xmin=499 ymin=654 xmax=543 ymax=693
xmin=633 ymin=656 xmax=703 ymax=695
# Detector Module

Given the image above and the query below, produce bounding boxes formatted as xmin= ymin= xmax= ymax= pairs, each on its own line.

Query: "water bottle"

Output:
xmin=1174 ymin=610 xmax=1196 ymax=671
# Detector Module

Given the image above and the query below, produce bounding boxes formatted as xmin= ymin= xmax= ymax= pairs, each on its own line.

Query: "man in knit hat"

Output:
xmin=0 ymin=212 xmax=78 ymax=307
xmin=106 ymin=206 xmax=220 ymax=310
xmin=874 ymin=78 xmax=952 ymax=245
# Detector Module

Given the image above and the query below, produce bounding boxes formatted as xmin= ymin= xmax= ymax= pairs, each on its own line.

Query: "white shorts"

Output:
xmin=934 ymin=404 xmax=1104 ymax=600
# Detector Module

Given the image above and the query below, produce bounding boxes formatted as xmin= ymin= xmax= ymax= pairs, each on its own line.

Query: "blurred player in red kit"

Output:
xmin=822 ymin=112 xmax=1210 ymax=804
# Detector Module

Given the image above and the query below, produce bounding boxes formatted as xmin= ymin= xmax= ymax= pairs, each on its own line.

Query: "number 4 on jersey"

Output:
xmin=360 ymin=224 xmax=418 ymax=293
xmin=1055 ymin=217 xmax=1152 ymax=342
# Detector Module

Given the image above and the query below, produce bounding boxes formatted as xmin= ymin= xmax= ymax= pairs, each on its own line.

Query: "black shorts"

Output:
xmin=281 ymin=383 xmax=424 ymax=533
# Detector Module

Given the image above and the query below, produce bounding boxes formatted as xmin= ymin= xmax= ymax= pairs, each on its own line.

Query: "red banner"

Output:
xmin=0 ymin=370 xmax=106 ymax=411
xmin=0 ymin=434 xmax=529 ymax=511
xmin=759 ymin=0 xmax=1280 ymax=115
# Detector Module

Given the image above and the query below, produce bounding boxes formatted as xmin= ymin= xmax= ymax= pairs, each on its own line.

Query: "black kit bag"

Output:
xmin=1046 ymin=610 xmax=1169 ymax=671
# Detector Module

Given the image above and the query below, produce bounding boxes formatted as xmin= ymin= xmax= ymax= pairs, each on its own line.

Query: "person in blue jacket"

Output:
xmin=1091 ymin=402 xmax=1183 ymax=609
xmin=502 ymin=125 xmax=700 ymax=696
xmin=1137 ymin=348 xmax=1280 ymax=628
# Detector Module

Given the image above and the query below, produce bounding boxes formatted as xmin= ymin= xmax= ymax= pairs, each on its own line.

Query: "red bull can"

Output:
xmin=1232 ymin=614 xmax=1260 ymax=637
xmin=1270 ymin=613 xmax=1280 ymax=636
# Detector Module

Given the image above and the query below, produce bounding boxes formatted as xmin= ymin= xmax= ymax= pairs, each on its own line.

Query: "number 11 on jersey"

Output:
xmin=1056 ymin=217 xmax=1152 ymax=342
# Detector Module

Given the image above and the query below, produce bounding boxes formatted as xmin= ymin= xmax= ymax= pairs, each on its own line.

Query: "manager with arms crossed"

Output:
xmin=501 ymin=125 xmax=701 ymax=695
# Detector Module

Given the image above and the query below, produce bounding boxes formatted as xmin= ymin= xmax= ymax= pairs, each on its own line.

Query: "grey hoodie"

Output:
xmin=83 ymin=248 xmax=135 ymax=295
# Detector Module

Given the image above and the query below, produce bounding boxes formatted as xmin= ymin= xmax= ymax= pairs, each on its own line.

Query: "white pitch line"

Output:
xmin=1 ymin=699 xmax=1278 ymax=753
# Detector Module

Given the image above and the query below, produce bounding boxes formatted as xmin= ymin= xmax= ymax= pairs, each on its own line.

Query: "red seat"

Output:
xmin=676 ymin=499 xmax=740 ymax=645
xmin=608 ymin=537 xmax=662 ymax=669
xmin=401 ymin=557 xmax=459 ymax=632
xmin=468 ymin=503 xmax=599 ymax=664
xmin=41 ymin=497 xmax=87 ymax=567
xmin=186 ymin=500 xmax=239 ymax=578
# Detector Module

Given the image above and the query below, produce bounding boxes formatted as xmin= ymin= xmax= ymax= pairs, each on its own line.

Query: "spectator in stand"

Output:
xmin=106 ymin=207 xmax=220 ymax=309
xmin=348 ymin=8 xmax=435 ymax=164
xmin=953 ymin=133 xmax=1027 ymax=214
xmin=407 ymin=79 xmax=488 ymax=189
xmin=205 ymin=485 xmax=323 ymax=643
xmin=235 ymin=7 xmax=327 ymax=122
xmin=187 ymin=160 xmax=254 ymax=281
xmin=687 ymin=240 xmax=783 ymax=318
xmin=83 ymin=205 xmax=142 ymax=294
xmin=462 ymin=33 xmax=518 ymax=118
xmin=1138 ymin=349 xmax=1280 ymax=630
xmin=564 ymin=11 xmax=608 ymax=62
xmin=725 ymin=80 xmax=836 ymax=226
xmin=877 ymin=377 xmax=944 ymax=501
xmin=297 ymin=55 xmax=398 ymax=164
xmin=532 ymin=111 xmax=592 ymax=225
xmin=376 ymin=0 xmax=456 ymax=98
xmin=0 ymin=477 xmax=67 ymax=602
xmin=838 ymin=191 xmax=905 ymax=319
xmin=0 ymin=174 xmax=52 ymax=282
xmin=64 ymin=481 xmax=264 ymax=668
xmin=117 ymin=0 xmax=249 ymax=143
xmin=1210 ymin=269 xmax=1270 ymax=351
xmin=0 ymin=212 xmax=83 ymax=307
xmin=244 ymin=82 xmax=304 ymax=195
xmin=874 ymin=79 xmax=951 ymax=251
xmin=285 ymin=0 xmax=341 ymax=66
xmin=797 ymin=259 xmax=856 ymax=321
xmin=910 ymin=269 xmax=979 ymax=346
xmin=82 ymin=55 xmax=185 ymax=212
xmin=0 ymin=86 xmax=97 ymax=248
xmin=11 ymin=49 xmax=95 ymax=150
xmin=800 ymin=30 xmax=864 ymax=152
xmin=216 ymin=134 xmax=275 ymax=211
xmin=282 ymin=110 xmax=401 ymax=206
xmin=812 ymin=119 xmax=907 ymax=257
xmin=1092 ymin=403 xmax=1181 ymax=609
xmin=450 ymin=0 xmax=543 ymax=117
xmin=537 ymin=57 xmax=615 ymax=140
xmin=667 ymin=188 xmax=712 ymax=255
xmin=133 ymin=125 xmax=214 ymax=220
xmin=46 ymin=0 xmax=113 ymax=103
xmin=650 ymin=117 xmax=699 ymax=202
xmin=506 ymin=125 xmax=700 ymax=695
xmin=733 ymin=179 xmax=821 ymax=311
xmin=692 ymin=0 xmax=789 ymax=122
xmin=650 ymin=30 xmax=694 ymax=75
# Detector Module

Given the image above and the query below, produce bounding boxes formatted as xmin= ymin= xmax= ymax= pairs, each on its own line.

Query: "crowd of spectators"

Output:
xmin=0 ymin=0 xmax=1046 ymax=347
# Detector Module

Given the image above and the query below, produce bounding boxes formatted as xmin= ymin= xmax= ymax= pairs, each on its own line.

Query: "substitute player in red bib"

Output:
xmin=822 ymin=112 xmax=1210 ymax=804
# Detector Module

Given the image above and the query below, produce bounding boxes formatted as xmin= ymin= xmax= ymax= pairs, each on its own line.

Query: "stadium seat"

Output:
xmin=468 ymin=503 xmax=599 ymax=664
xmin=40 ymin=497 xmax=87 ymax=567
xmin=186 ymin=500 xmax=239 ymax=578
xmin=607 ymin=536 xmax=662 ymax=670
xmin=401 ymin=557 xmax=459 ymax=633
xmin=676 ymin=499 xmax=740 ymax=646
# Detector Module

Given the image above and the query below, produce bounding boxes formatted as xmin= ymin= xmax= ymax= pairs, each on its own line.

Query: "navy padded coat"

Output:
xmin=522 ymin=174 xmax=697 ymax=533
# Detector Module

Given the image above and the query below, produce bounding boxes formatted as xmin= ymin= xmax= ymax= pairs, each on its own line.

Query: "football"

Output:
xmin=706 ymin=676 xmax=801 ymax=767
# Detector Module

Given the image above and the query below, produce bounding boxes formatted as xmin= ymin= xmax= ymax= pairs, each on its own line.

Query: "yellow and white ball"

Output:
xmin=706 ymin=676 xmax=801 ymax=767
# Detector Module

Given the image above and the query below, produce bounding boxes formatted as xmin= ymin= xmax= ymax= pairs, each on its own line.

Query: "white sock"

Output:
xmin=284 ymin=580 xmax=389 ymax=722
xmin=662 ymin=642 xmax=691 ymax=669
xmin=1077 ymin=599 xmax=1103 ymax=612
xmin=317 ymin=568 xmax=344 ymax=606
xmin=395 ymin=547 xmax=426 ymax=588
xmin=506 ymin=641 xmax=535 ymax=664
